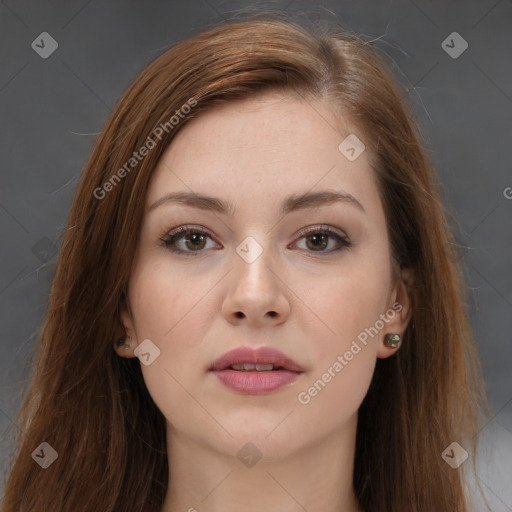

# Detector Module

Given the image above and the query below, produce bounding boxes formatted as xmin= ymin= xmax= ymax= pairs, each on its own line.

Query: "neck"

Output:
xmin=160 ymin=414 xmax=362 ymax=512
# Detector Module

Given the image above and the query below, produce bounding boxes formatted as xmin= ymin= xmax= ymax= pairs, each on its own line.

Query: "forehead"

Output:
xmin=146 ymin=92 xmax=380 ymax=219
xmin=165 ymin=92 xmax=355 ymax=160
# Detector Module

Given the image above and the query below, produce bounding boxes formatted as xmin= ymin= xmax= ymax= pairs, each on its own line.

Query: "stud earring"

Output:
xmin=117 ymin=338 xmax=131 ymax=351
xmin=384 ymin=333 xmax=401 ymax=348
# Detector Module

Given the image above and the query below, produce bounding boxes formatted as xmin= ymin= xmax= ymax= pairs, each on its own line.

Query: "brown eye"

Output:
xmin=162 ymin=226 xmax=219 ymax=256
xmin=293 ymin=225 xmax=351 ymax=255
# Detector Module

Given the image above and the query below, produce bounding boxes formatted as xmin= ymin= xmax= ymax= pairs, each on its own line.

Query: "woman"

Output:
xmin=1 ymin=13 xmax=489 ymax=512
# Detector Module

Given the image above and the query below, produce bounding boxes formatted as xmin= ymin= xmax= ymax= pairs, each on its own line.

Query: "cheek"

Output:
xmin=294 ymin=278 xmax=382 ymax=427
xmin=293 ymin=253 xmax=389 ymax=413
xmin=127 ymin=258 xmax=217 ymax=422
xmin=302 ymin=259 xmax=391 ymax=354
xmin=129 ymin=257 xmax=212 ymax=340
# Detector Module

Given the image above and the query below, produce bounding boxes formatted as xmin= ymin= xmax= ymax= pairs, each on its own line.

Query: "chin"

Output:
xmin=217 ymin=413 xmax=306 ymax=451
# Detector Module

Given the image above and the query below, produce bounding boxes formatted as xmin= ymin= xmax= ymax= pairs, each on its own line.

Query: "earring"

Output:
xmin=384 ymin=333 xmax=401 ymax=348
xmin=117 ymin=338 xmax=131 ymax=351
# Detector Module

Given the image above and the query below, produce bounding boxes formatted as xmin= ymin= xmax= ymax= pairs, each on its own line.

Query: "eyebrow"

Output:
xmin=148 ymin=189 xmax=366 ymax=216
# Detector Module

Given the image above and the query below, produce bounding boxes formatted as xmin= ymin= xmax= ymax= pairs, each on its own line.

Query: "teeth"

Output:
xmin=256 ymin=363 xmax=275 ymax=371
xmin=230 ymin=363 xmax=276 ymax=371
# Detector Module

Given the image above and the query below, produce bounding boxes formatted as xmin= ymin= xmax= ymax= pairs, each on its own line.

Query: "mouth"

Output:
xmin=228 ymin=363 xmax=284 ymax=371
xmin=208 ymin=346 xmax=304 ymax=394
xmin=209 ymin=345 xmax=304 ymax=372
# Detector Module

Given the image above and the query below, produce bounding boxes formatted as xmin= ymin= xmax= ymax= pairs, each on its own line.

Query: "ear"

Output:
xmin=113 ymin=294 xmax=137 ymax=358
xmin=377 ymin=266 xmax=414 ymax=359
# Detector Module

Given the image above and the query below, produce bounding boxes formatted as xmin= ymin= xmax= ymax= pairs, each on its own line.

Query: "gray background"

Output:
xmin=0 ymin=0 xmax=510 ymax=509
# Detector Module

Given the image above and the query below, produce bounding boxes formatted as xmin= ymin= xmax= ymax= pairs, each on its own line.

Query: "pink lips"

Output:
xmin=209 ymin=346 xmax=304 ymax=395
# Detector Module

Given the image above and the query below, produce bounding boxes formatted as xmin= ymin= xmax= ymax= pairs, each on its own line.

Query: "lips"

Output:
xmin=209 ymin=346 xmax=304 ymax=373
xmin=209 ymin=346 xmax=304 ymax=394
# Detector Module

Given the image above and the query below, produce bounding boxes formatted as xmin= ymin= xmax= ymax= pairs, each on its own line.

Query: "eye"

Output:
xmin=161 ymin=225 xmax=220 ymax=257
xmin=291 ymin=224 xmax=352 ymax=255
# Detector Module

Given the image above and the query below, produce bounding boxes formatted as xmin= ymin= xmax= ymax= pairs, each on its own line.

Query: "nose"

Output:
xmin=221 ymin=240 xmax=291 ymax=327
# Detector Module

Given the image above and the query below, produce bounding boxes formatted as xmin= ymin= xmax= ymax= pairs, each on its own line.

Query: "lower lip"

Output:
xmin=210 ymin=369 xmax=301 ymax=394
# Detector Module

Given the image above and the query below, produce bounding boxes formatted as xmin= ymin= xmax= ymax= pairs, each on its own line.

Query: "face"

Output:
xmin=118 ymin=92 xmax=411 ymax=459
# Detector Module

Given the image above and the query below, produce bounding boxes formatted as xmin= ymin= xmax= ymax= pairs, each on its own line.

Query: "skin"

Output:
xmin=115 ymin=91 xmax=413 ymax=512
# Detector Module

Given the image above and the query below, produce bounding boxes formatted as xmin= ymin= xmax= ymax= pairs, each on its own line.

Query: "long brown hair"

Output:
xmin=1 ymin=13 xmax=489 ymax=512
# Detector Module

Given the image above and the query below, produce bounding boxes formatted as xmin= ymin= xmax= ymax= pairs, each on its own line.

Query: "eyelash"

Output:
xmin=160 ymin=224 xmax=352 ymax=258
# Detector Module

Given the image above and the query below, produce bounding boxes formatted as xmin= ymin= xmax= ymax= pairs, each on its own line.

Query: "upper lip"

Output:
xmin=209 ymin=346 xmax=304 ymax=372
